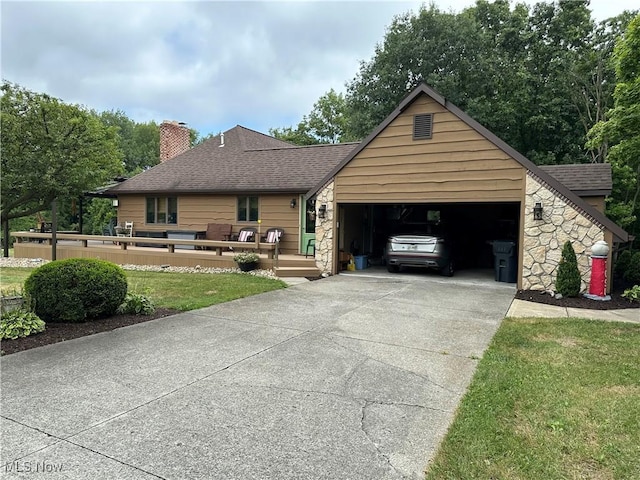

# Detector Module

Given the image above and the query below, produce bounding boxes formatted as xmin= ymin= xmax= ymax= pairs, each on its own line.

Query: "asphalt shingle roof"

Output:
xmin=109 ymin=126 xmax=358 ymax=194
xmin=540 ymin=163 xmax=612 ymax=195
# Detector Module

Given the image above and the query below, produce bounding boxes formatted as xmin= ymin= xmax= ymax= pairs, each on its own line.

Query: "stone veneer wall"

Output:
xmin=314 ymin=181 xmax=335 ymax=274
xmin=524 ymin=173 xmax=605 ymax=292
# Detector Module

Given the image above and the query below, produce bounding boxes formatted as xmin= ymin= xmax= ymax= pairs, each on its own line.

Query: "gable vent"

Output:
xmin=413 ymin=113 xmax=433 ymax=140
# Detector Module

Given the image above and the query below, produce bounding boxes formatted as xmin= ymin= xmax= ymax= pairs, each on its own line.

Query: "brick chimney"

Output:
xmin=160 ymin=121 xmax=190 ymax=162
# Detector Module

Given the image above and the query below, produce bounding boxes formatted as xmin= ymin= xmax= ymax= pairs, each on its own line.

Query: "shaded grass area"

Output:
xmin=1 ymin=267 xmax=287 ymax=311
xmin=125 ymin=270 xmax=287 ymax=310
xmin=426 ymin=317 xmax=640 ymax=480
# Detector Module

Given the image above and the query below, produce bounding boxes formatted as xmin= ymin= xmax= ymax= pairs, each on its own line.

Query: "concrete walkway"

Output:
xmin=1 ymin=274 xmax=515 ymax=479
xmin=507 ymin=298 xmax=639 ymax=323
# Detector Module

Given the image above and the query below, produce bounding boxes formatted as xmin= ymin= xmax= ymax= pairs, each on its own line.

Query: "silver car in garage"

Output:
xmin=385 ymin=234 xmax=453 ymax=276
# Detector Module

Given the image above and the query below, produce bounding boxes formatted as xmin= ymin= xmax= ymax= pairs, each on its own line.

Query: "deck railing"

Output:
xmin=11 ymin=232 xmax=278 ymax=258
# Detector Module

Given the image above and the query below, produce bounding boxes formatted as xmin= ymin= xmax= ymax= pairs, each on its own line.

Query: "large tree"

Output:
xmin=587 ymin=14 xmax=640 ymax=241
xmin=271 ymin=89 xmax=355 ymax=145
xmin=1 ymin=81 xmax=122 ymax=255
xmin=342 ymin=0 xmax=635 ymax=165
xmin=99 ymin=110 xmax=159 ymax=174
xmin=570 ymin=12 xmax=636 ymax=163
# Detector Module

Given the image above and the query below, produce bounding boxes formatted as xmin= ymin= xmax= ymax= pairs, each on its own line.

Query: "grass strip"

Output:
xmin=426 ymin=317 xmax=640 ymax=480
xmin=1 ymin=267 xmax=286 ymax=310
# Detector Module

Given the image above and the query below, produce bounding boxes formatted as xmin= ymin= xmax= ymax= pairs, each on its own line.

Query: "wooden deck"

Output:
xmin=11 ymin=232 xmax=320 ymax=278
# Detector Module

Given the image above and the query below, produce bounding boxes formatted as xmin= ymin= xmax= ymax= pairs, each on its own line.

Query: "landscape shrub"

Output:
xmin=1 ymin=310 xmax=45 ymax=340
xmin=614 ymin=250 xmax=633 ymax=277
xmin=623 ymin=252 xmax=640 ymax=285
xmin=117 ymin=292 xmax=155 ymax=315
xmin=556 ymin=241 xmax=581 ymax=297
xmin=621 ymin=285 xmax=640 ymax=303
xmin=24 ymin=259 xmax=128 ymax=322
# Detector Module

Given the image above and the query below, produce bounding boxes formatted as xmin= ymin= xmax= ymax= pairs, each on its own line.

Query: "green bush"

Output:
xmin=24 ymin=259 xmax=128 ymax=322
xmin=117 ymin=293 xmax=155 ymax=315
xmin=1 ymin=310 xmax=45 ymax=340
xmin=621 ymin=285 xmax=640 ymax=303
xmin=233 ymin=252 xmax=260 ymax=264
xmin=623 ymin=252 xmax=640 ymax=285
xmin=614 ymin=250 xmax=634 ymax=277
xmin=556 ymin=241 xmax=581 ymax=297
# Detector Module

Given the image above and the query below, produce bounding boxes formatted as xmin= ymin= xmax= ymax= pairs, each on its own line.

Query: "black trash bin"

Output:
xmin=492 ymin=240 xmax=517 ymax=283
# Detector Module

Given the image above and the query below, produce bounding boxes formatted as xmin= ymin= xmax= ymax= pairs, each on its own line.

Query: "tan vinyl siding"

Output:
xmin=335 ymin=94 xmax=525 ymax=203
xmin=175 ymin=196 xmax=236 ymax=227
xmin=116 ymin=196 xmax=149 ymax=230
xmin=116 ymin=194 xmax=300 ymax=254
xmin=583 ymin=196 xmax=605 ymax=213
xmin=258 ymin=195 xmax=300 ymax=254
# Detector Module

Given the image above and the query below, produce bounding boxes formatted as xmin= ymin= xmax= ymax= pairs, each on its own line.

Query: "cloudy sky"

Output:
xmin=2 ymin=1 xmax=637 ymax=137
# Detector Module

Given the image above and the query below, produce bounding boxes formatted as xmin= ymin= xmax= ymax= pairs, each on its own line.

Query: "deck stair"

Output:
xmin=274 ymin=266 xmax=321 ymax=278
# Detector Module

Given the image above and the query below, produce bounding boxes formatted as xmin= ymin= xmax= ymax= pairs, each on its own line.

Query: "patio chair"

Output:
xmin=231 ymin=227 xmax=257 ymax=242
xmin=102 ymin=222 xmax=116 ymax=244
xmin=115 ymin=221 xmax=134 ymax=239
xmin=124 ymin=221 xmax=134 ymax=237
xmin=205 ymin=223 xmax=232 ymax=241
xmin=261 ymin=227 xmax=284 ymax=244
xmin=305 ymin=238 xmax=316 ymax=258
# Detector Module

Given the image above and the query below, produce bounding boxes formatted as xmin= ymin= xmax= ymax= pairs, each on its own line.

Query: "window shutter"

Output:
xmin=413 ymin=114 xmax=433 ymax=140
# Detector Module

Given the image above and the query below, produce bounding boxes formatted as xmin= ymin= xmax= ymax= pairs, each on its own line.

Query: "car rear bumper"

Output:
xmin=386 ymin=252 xmax=447 ymax=269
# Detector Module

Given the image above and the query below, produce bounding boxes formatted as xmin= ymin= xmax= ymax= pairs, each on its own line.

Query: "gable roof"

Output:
xmin=108 ymin=126 xmax=358 ymax=195
xmin=540 ymin=163 xmax=612 ymax=196
xmin=307 ymin=83 xmax=629 ymax=243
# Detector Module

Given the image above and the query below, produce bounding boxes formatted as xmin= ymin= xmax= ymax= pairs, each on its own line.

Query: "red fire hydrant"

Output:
xmin=588 ymin=240 xmax=610 ymax=298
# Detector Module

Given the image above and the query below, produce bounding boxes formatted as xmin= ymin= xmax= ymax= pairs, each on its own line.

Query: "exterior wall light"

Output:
xmin=533 ymin=202 xmax=543 ymax=221
xmin=318 ymin=204 xmax=327 ymax=219
xmin=290 ymin=198 xmax=297 ymax=208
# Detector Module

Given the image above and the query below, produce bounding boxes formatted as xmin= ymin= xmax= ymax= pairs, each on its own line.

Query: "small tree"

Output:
xmin=556 ymin=241 xmax=582 ymax=297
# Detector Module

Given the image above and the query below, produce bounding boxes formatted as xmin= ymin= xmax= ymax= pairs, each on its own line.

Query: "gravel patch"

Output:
xmin=0 ymin=257 xmax=277 ymax=279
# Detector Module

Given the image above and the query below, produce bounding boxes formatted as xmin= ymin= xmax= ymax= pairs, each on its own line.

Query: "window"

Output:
xmin=146 ymin=197 xmax=177 ymax=224
xmin=413 ymin=113 xmax=433 ymax=140
xmin=237 ymin=196 xmax=259 ymax=222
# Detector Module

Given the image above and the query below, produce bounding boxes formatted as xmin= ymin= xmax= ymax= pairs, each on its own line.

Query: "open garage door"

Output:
xmin=337 ymin=202 xmax=520 ymax=278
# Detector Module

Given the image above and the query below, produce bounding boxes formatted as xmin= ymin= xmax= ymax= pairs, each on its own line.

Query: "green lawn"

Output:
xmin=0 ymin=266 xmax=287 ymax=310
xmin=1 ymin=267 xmax=32 ymax=294
xmin=425 ymin=317 xmax=640 ymax=480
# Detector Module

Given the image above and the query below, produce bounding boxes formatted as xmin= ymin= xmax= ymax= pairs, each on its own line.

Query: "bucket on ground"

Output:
xmin=354 ymin=255 xmax=368 ymax=270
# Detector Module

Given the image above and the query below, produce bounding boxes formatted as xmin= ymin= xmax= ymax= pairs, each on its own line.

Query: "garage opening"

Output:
xmin=337 ymin=202 xmax=520 ymax=278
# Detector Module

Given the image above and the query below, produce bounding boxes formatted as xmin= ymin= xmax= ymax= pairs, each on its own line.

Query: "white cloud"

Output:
xmin=2 ymin=0 xmax=636 ymax=136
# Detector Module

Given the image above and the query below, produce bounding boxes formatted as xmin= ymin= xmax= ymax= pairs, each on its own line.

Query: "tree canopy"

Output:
xmin=1 ymin=81 xmax=122 ymax=228
xmin=99 ymin=110 xmax=160 ymax=174
xmin=344 ymin=0 xmax=629 ymax=165
xmin=270 ymin=89 xmax=355 ymax=144
xmin=587 ymin=14 xmax=640 ymax=236
xmin=275 ymin=0 xmax=636 ymax=167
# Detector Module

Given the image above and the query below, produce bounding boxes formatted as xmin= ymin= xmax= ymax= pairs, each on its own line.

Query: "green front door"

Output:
xmin=301 ymin=197 xmax=316 ymax=256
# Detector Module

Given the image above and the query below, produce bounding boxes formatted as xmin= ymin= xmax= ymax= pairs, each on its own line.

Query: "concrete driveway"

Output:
xmin=1 ymin=274 xmax=514 ymax=479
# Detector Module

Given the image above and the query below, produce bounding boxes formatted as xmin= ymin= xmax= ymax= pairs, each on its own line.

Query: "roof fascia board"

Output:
xmin=573 ymin=190 xmax=611 ymax=197
xmin=111 ymin=189 xmax=306 ymax=196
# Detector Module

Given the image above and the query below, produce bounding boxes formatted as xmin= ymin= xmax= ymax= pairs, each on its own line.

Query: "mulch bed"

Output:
xmin=515 ymin=290 xmax=638 ymax=310
xmin=4 ymin=287 xmax=637 ymax=356
xmin=1 ymin=308 xmax=179 ymax=356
